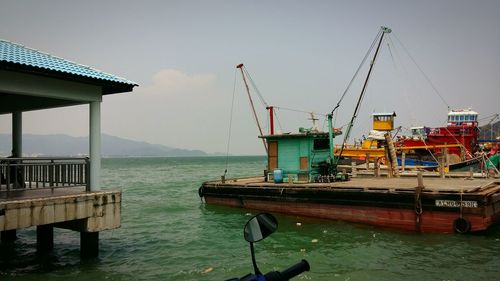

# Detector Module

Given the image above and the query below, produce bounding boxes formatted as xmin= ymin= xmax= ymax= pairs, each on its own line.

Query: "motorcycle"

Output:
xmin=226 ymin=213 xmax=310 ymax=281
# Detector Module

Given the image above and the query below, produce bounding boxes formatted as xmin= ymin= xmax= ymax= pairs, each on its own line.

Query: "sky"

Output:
xmin=0 ymin=0 xmax=499 ymax=155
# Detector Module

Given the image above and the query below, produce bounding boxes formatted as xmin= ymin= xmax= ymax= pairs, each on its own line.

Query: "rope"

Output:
xmin=223 ymin=69 xmax=238 ymax=177
xmin=274 ymin=106 xmax=328 ymax=117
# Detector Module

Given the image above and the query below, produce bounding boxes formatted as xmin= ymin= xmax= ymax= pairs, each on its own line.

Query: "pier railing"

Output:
xmin=0 ymin=157 xmax=89 ymax=191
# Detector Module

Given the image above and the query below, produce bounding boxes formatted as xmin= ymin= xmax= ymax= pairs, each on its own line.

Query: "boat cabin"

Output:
xmin=261 ymin=131 xmax=334 ymax=183
xmin=447 ymin=109 xmax=478 ymax=126
xmin=410 ymin=126 xmax=430 ymax=139
xmin=372 ymin=112 xmax=396 ymax=131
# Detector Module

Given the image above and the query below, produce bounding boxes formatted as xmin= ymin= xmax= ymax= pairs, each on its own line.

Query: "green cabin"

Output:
xmin=261 ymin=131 xmax=334 ymax=183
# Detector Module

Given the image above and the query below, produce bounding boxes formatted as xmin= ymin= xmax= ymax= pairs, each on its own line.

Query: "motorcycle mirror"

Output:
xmin=244 ymin=213 xmax=278 ymax=243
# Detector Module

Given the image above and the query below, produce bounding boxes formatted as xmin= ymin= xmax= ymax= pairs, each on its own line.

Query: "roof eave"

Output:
xmin=0 ymin=61 xmax=138 ymax=95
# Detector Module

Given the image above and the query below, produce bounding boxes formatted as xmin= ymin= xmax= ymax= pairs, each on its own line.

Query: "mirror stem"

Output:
xmin=250 ymin=242 xmax=261 ymax=275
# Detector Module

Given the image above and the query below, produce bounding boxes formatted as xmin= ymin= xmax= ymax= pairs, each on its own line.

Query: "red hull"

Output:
xmin=205 ymin=196 xmax=497 ymax=234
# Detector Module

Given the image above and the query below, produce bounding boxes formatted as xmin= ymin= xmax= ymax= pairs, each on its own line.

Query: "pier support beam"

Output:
xmin=80 ymin=232 xmax=99 ymax=258
xmin=89 ymin=101 xmax=101 ymax=191
xmin=12 ymin=111 xmax=22 ymax=157
xmin=36 ymin=224 xmax=54 ymax=253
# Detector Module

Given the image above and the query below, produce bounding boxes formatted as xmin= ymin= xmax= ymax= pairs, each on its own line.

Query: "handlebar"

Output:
xmin=225 ymin=259 xmax=310 ymax=281
xmin=264 ymin=259 xmax=310 ymax=281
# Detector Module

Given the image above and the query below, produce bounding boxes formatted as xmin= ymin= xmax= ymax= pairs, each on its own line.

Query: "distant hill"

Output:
xmin=479 ymin=120 xmax=500 ymax=140
xmin=0 ymin=133 xmax=210 ymax=157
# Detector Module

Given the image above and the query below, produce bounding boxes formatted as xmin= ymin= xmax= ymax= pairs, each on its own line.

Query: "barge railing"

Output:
xmin=0 ymin=157 xmax=89 ymax=191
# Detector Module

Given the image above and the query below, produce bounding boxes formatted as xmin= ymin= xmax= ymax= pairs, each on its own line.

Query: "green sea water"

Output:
xmin=1 ymin=156 xmax=500 ymax=281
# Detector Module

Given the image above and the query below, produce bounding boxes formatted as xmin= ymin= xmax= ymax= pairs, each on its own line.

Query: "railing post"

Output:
xmin=49 ymin=159 xmax=54 ymax=187
xmin=85 ymin=157 xmax=91 ymax=192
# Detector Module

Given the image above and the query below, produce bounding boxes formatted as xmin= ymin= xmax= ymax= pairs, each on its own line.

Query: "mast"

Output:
xmin=334 ymin=26 xmax=392 ymax=165
xmin=236 ymin=64 xmax=268 ymax=153
xmin=267 ymin=106 xmax=274 ymax=135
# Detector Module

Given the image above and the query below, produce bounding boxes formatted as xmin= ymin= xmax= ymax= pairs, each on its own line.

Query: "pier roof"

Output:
xmin=0 ymin=39 xmax=137 ymax=94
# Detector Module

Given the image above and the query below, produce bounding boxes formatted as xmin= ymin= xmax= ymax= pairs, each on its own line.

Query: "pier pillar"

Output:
xmin=89 ymin=101 xmax=101 ymax=191
xmin=80 ymin=231 xmax=99 ymax=258
xmin=1 ymin=230 xmax=17 ymax=242
xmin=351 ymin=162 xmax=357 ymax=178
xmin=12 ymin=111 xmax=22 ymax=157
xmin=36 ymin=224 xmax=54 ymax=253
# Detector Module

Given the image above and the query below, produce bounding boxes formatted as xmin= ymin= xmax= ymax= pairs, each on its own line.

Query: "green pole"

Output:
xmin=328 ymin=114 xmax=334 ymax=163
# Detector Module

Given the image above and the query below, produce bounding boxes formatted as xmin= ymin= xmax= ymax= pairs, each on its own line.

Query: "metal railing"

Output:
xmin=0 ymin=157 xmax=89 ymax=191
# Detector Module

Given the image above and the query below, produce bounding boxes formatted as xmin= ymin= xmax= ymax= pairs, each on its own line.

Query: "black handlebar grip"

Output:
xmin=281 ymin=259 xmax=310 ymax=280
xmin=265 ymin=259 xmax=310 ymax=281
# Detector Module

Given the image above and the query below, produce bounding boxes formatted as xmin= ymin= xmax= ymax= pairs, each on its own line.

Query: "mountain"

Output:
xmin=0 ymin=133 xmax=209 ymax=157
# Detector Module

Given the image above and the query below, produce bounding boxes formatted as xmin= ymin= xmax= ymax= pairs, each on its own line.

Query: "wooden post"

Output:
xmin=439 ymin=148 xmax=446 ymax=178
xmin=374 ymin=157 xmax=380 ymax=177
xmin=351 ymin=162 xmax=357 ymax=178
xmin=401 ymin=152 xmax=406 ymax=171
xmin=417 ymin=172 xmax=424 ymax=189
xmin=385 ymin=148 xmax=393 ymax=178
xmin=365 ymin=153 xmax=370 ymax=170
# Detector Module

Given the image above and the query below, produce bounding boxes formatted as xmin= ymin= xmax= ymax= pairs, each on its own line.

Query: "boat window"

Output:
xmin=313 ymin=138 xmax=330 ymax=150
xmin=460 ymin=116 xmax=464 ymax=121
xmin=465 ymin=115 xmax=469 ymax=121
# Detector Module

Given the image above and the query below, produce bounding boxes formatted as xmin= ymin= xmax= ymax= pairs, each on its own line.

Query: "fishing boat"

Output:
xmin=199 ymin=27 xmax=500 ymax=233
xmin=338 ymin=109 xmax=486 ymax=171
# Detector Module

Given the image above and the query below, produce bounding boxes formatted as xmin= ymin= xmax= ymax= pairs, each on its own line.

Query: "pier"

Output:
xmin=0 ymin=39 xmax=137 ymax=257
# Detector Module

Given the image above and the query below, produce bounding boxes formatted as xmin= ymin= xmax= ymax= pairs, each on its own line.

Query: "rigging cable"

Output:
xmin=392 ymin=33 xmax=450 ymax=110
xmin=386 ymin=35 xmax=419 ymax=126
xmin=330 ymin=28 xmax=383 ymax=115
xmin=243 ymin=67 xmax=269 ymax=108
xmin=223 ymin=68 xmax=238 ymax=177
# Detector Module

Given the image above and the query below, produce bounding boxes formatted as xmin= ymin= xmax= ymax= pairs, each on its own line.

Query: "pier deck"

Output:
xmin=1 ymin=186 xmax=121 ymax=257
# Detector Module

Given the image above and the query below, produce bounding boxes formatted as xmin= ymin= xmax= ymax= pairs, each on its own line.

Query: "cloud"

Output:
xmin=140 ymin=69 xmax=217 ymax=98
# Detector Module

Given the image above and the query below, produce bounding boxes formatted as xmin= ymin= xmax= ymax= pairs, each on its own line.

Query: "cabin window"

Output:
xmin=313 ymin=139 xmax=330 ymax=150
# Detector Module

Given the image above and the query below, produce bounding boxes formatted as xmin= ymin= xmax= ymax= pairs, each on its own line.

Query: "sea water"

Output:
xmin=1 ymin=156 xmax=499 ymax=281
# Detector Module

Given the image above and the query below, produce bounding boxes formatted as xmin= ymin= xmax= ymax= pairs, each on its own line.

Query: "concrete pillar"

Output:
xmin=37 ymin=224 xmax=54 ymax=253
xmin=12 ymin=111 xmax=22 ymax=157
xmin=1 ymin=230 xmax=17 ymax=242
xmin=80 ymin=232 xmax=99 ymax=258
xmin=89 ymin=102 xmax=101 ymax=191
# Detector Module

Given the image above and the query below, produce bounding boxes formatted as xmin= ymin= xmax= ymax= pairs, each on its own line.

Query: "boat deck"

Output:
xmin=206 ymin=176 xmax=500 ymax=195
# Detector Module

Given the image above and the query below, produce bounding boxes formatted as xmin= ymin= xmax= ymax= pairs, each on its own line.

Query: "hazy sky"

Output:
xmin=1 ymin=0 xmax=499 ymax=155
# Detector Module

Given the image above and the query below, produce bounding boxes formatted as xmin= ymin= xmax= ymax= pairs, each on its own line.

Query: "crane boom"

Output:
xmin=237 ymin=64 xmax=268 ymax=154
xmin=333 ymin=26 xmax=392 ymax=167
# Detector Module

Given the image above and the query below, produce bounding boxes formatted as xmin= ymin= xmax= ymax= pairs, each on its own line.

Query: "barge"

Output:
xmin=199 ymin=176 xmax=500 ymax=233
xmin=200 ymin=27 xmax=500 ymax=234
